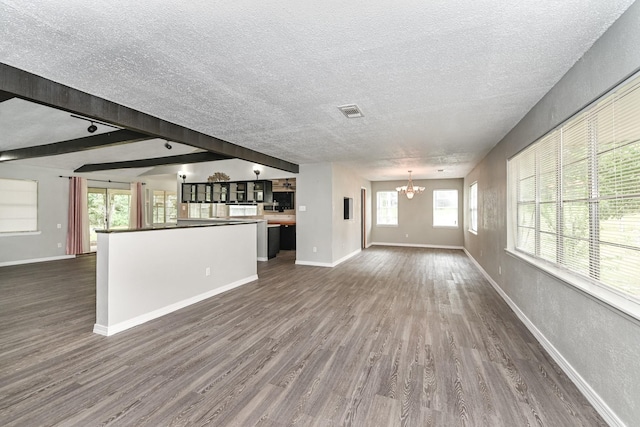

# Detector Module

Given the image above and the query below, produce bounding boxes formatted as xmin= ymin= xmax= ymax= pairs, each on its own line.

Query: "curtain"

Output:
xmin=66 ymin=177 xmax=89 ymax=255
xmin=129 ymin=182 xmax=144 ymax=229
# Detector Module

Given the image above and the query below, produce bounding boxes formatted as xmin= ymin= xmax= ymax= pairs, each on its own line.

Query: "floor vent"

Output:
xmin=338 ymin=104 xmax=364 ymax=118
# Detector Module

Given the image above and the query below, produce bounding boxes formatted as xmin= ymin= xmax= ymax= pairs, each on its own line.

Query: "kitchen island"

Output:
xmin=94 ymin=221 xmax=258 ymax=336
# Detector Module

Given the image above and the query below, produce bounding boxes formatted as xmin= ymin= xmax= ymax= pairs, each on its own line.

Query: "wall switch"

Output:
xmin=313 ymin=246 xmax=317 ymax=253
xmin=405 ymin=234 xmax=409 ymax=238
xmin=480 ymin=250 xmax=483 ymax=257
xmin=57 ymin=223 xmax=62 ymax=229
xmin=205 ymin=267 xmax=211 ymax=276
xmin=498 ymin=266 xmax=502 ymax=275
xmin=299 ymin=205 xmax=307 ymax=212
xmin=57 ymin=243 xmax=62 ymax=248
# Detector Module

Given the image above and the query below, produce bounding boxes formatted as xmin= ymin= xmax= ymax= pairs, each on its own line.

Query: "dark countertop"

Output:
xmin=96 ymin=219 xmax=259 ymax=234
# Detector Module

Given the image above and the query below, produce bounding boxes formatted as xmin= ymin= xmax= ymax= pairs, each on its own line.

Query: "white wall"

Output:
xmin=371 ymin=178 xmax=464 ymax=248
xmin=464 ymin=3 xmax=640 ymax=425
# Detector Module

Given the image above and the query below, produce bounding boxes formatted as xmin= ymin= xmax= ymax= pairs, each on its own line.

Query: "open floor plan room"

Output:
xmin=0 ymin=247 xmax=605 ymax=426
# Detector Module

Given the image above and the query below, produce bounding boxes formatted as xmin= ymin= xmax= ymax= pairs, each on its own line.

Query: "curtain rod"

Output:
xmin=59 ymin=175 xmax=146 ymax=185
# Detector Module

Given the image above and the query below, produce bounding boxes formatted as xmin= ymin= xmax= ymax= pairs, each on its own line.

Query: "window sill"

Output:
xmin=505 ymin=248 xmax=640 ymax=322
xmin=433 ymin=225 xmax=459 ymax=229
xmin=0 ymin=231 xmax=42 ymax=237
xmin=468 ymin=229 xmax=478 ymax=235
xmin=376 ymin=224 xmax=398 ymax=227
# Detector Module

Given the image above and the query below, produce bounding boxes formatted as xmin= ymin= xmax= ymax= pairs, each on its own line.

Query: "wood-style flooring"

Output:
xmin=0 ymin=247 xmax=606 ymax=426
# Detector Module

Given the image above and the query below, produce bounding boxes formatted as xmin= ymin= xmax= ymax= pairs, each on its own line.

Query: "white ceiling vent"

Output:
xmin=338 ymin=104 xmax=364 ymax=118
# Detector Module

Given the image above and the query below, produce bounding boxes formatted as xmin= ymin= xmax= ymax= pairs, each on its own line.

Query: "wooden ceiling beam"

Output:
xmin=0 ymin=64 xmax=299 ymax=173
xmin=74 ymin=152 xmax=232 ymax=172
xmin=0 ymin=129 xmax=152 ymax=162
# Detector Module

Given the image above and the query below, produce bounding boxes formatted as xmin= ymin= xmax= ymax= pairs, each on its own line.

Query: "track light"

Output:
xmin=165 ymin=142 xmax=172 ymax=149
xmin=87 ymin=122 xmax=97 ymax=133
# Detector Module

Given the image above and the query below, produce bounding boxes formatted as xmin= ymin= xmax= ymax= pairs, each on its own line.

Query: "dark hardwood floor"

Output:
xmin=0 ymin=247 xmax=606 ymax=426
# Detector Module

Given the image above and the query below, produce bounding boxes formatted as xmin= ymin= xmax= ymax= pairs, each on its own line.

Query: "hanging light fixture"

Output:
xmin=396 ymin=170 xmax=425 ymax=199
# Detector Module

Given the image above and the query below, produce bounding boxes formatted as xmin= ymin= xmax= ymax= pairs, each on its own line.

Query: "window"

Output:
xmin=433 ymin=189 xmax=458 ymax=227
xmin=0 ymin=178 xmax=38 ymax=233
xmin=469 ymin=182 xmax=478 ymax=233
xmin=509 ymin=72 xmax=640 ymax=304
xmin=152 ymin=190 xmax=177 ymax=224
xmin=376 ymin=191 xmax=398 ymax=225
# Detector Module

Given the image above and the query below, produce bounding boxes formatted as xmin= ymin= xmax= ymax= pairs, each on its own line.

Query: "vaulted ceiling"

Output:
xmin=0 ymin=1 xmax=635 ymax=180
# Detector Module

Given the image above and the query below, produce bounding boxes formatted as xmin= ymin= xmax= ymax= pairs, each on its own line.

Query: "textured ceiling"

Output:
xmin=0 ymin=0 xmax=635 ymax=180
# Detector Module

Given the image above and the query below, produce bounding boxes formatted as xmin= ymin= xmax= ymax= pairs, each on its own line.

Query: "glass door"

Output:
xmin=88 ymin=187 xmax=131 ymax=251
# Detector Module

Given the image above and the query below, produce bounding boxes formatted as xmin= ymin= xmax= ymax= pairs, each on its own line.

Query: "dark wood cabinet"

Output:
xmin=181 ymin=180 xmax=272 ymax=204
xmin=268 ymin=226 xmax=280 ymax=259
xmin=280 ymin=224 xmax=296 ymax=250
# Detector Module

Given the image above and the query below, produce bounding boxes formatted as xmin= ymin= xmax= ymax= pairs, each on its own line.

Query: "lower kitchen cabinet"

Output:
xmin=280 ymin=224 xmax=296 ymax=250
xmin=268 ymin=225 xmax=280 ymax=259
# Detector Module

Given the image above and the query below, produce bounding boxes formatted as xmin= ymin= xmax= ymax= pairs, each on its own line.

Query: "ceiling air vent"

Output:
xmin=338 ymin=104 xmax=364 ymax=118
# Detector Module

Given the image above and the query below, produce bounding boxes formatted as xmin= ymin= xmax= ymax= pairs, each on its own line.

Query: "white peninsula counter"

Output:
xmin=94 ymin=221 xmax=258 ymax=336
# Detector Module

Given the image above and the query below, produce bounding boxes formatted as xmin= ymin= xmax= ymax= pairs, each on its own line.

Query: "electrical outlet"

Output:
xmin=405 ymin=234 xmax=409 ymax=238
xmin=57 ymin=242 xmax=62 ymax=248
xmin=205 ymin=267 xmax=211 ymax=276
xmin=313 ymin=246 xmax=317 ymax=253
xmin=480 ymin=250 xmax=483 ymax=257
xmin=57 ymin=223 xmax=62 ymax=229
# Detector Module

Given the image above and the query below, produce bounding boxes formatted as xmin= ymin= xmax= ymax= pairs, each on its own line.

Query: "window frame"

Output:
xmin=433 ymin=189 xmax=459 ymax=228
xmin=469 ymin=182 xmax=478 ymax=234
xmin=152 ymin=190 xmax=178 ymax=225
xmin=376 ymin=191 xmax=398 ymax=226
xmin=507 ymin=71 xmax=640 ymax=321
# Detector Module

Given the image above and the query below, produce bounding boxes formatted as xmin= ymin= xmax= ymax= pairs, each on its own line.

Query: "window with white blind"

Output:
xmin=433 ymin=189 xmax=458 ymax=227
xmin=376 ymin=191 xmax=398 ymax=226
xmin=508 ymin=72 xmax=640 ymax=309
xmin=152 ymin=190 xmax=177 ymax=224
xmin=469 ymin=182 xmax=478 ymax=233
xmin=0 ymin=178 xmax=38 ymax=233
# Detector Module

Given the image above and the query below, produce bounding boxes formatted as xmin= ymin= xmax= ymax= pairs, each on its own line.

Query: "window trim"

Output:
xmin=0 ymin=178 xmax=38 ymax=234
xmin=376 ymin=191 xmax=398 ymax=227
xmin=469 ymin=181 xmax=478 ymax=235
xmin=506 ymin=70 xmax=640 ymax=321
xmin=433 ymin=189 xmax=459 ymax=228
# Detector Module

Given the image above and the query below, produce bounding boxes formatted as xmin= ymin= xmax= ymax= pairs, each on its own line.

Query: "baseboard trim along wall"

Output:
xmin=463 ymin=248 xmax=624 ymax=427
xmin=295 ymin=248 xmax=361 ymax=268
xmin=0 ymin=254 xmax=75 ymax=267
xmin=93 ymin=274 xmax=258 ymax=337
xmin=371 ymin=242 xmax=464 ymax=250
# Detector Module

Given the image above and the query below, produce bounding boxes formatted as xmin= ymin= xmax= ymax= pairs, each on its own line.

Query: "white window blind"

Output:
xmin=469 ymin=182 xmax=478 ymax=233
xmin=0 ymin=178 xmax=38 ymax=233
xmin=509 ymin=73 xmax=640 ymax=300
xmin=376 ymin=191 xmax=398 ymax=225
xmin=433 ymin=189 xmax=458 ymax=227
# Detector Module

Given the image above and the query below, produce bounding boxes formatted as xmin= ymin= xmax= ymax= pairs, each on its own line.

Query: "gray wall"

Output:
xmin=371 ymin=178 xmax=464 ymax=248
xmin=297 ymin=162 xmax=372 ymax=265
xmin=0 ymin=163 xmax=70 ymax=265
xmin=464 ymin=2 xmax=640 ymax=425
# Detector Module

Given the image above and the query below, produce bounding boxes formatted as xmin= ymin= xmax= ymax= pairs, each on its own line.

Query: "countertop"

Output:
xmin=96 ymin=219 xmax=259 ymax=234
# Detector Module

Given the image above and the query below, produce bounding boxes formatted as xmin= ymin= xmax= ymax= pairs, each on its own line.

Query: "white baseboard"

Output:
xmin=295 ymin=248 xmax=361 ymax=268
xmin=93 ymin=274 xmax=258 ymax=337
xmin=463 ymin=249 xmax=624 ymax=427
xmin=0 ymin=254 xmax=75 ymax=267
xmin=371 ymin=242 xmax=464 ymax=250
xmin=257 ymin=257 xmax=268 ymax=262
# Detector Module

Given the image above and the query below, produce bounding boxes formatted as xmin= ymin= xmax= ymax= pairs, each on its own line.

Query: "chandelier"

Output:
xmin=396 ymin=170 xmax=425 ymax=199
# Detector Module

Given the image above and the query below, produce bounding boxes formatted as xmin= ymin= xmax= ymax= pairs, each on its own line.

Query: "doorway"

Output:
xmin=361 ymin=187 xmax=367 ymax=249
xmin=88 ymin=188 xmax=131 ymax=251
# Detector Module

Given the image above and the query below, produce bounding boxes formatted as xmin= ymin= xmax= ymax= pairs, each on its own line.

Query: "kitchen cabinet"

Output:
xmin=182 ymin=180 xmax=272 ymax=204
xmin=268 ymin=225 xmax=280 ymax=259
xmin=279 ymin=224 xmax=296 ymax=250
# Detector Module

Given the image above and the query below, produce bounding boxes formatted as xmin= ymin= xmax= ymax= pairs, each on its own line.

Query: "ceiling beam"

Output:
xmin=74 ymin=152 xmax=232 ymax=173
xmin=0 ymin=90 xmax=16 ymax=103
xmin=0 ymin=129 xmax=152 ymax=162
xmin=0 ymin=64 xmax=299 ymax=173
